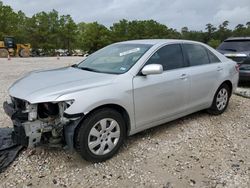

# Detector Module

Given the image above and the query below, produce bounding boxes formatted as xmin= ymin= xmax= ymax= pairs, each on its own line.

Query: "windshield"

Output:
xmin=217 ymin=40 xmax=250 ymax=52
xmin=77 ymin=43 xmax=152 ymax=74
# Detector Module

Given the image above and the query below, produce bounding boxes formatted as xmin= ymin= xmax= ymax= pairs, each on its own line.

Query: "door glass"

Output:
xmin=145 ymin=44 xmax=184 ymax=71
xmin=207 ymin=49 xmax=221 ymax=63
xmin=183 ymin=44 xmax=210 ymax=66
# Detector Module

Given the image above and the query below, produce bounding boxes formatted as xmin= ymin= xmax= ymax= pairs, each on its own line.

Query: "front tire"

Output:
xmin=207 ymin=83 xmax=230 ymax=115
xmin=75 ymin=108 xmax=126 ymax=162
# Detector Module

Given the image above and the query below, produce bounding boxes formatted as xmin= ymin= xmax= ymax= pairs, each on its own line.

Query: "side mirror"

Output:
xmin=141 ymin=64 xmax=163 ymax=75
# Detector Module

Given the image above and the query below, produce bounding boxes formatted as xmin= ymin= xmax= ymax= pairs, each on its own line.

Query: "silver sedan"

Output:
xmin=3 ymin=39 xmax=239 ymax=162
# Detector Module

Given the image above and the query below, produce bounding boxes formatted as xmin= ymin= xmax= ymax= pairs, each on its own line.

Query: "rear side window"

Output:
xmin=183 ymin=44 xmax=210 ymax=66
xmin=145 ymin=44 xmax=185 ymax=71
xmin=207 ymin=49 xmax=221 ymax=63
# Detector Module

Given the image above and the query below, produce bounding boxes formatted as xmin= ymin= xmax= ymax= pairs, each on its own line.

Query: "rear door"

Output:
xmin=133 ymin=44 xmax=190 ymax=127
xmin=182 ymin=43 xmax=222 ymax=109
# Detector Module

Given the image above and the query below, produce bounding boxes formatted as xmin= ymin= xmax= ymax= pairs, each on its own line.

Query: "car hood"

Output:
xmin=9 ymin=67 xmax=116 ymax=103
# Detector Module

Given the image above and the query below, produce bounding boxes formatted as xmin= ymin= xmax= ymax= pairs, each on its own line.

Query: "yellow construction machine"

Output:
xmin=0 ymin=36 xmax=31 ymax=58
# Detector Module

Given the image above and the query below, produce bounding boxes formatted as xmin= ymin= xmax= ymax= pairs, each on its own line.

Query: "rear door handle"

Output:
xmin=180 ymin=74 xmax=188 ymax=80
xmin=217 ymin=66 xmax=223 ymax=71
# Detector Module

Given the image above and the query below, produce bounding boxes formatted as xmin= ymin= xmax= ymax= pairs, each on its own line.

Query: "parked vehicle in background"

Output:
xmin=30 ymin=49 xmax=49 ymax=57
xmin=56 ymin=49 xmax=71 ymax=56
xmin=72 ymin=49 xmax=84 ymax=56
xmin=0 ymin=36 xmax=31 ymax=58
xmin=83 ymin=53 xmax=89 ymax=58
xmin=217 ymin=37 xmax=250 ymax=82
xmin=72 ymin=50 xmax=89 ymax=57
xmin=3 ymin=39 xmax=238 ymax=162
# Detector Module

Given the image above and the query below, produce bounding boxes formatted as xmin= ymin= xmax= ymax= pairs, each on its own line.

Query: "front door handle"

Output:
xmin=180 ymin=74 xmax=188 ymax=80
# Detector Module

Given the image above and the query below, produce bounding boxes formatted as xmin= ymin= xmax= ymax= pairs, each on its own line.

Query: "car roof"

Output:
xmin=225 ymin=37 xmax=250 ymax=41
xmin=117 ymin=39 xmax=202 ymax=45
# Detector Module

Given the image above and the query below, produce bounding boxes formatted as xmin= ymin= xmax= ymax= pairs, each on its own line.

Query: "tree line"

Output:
xmin=0 ymin=1 xmax=250 ymax=54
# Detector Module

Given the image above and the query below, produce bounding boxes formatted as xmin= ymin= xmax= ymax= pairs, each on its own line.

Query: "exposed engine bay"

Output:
xmin=3 ymin=97 xmax=81 ymax=149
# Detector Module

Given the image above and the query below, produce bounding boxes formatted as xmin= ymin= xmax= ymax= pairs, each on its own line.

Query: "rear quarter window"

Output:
xmin=206 ymin=49 xmax=221 ymax=63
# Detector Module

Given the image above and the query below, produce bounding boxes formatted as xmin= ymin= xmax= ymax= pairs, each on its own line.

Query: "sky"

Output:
xmin=2 ymin=0 xmax=250 ymax=31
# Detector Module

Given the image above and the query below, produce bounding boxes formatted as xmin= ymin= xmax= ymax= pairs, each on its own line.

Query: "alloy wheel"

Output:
xmin=88 ymin=118 xmax=120 ymax=155
xmin=216 ymin=88 xmax=228 ymax=111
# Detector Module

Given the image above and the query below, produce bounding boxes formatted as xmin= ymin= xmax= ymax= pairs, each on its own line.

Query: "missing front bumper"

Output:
xmin=3 ymin=101 xmax=83 ymax=150
xmin=3 ymin=101 xmax=28 ymax=146
xmin=3 ymin=101 xmax=42 ymax=147
xmin=12 ymin=120 xmax=29 ymax=147
xmin=3 ymin=101 xmax=28 ymax=121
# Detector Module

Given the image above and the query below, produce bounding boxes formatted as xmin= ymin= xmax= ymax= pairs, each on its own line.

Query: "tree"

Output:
xmin=0 ymin=1 xmax=19 ymax=39
xmin=208 ymin=39 xmax=221 ymax=48
xmin=204 ymin=23 xmax=216 ymax=43
xmin=233 ymin=23 xmax=249 ymax=37
xmin=79 ymin=22 xmax=111 ymax=53
xmin=110 ymin=19 xmax=129 ymax=42
xmin=235 ymin=24 xmax=244 ymax=30
xmin=246 ymin=22 xmax=250 ymax=28
xmin=1 ymin=0 xmax=250 ymax=54
xmin=26 ymin=11 xmax=58 ymax=51
xmin=214 ymin=20 xmax=232 ymax=42
xmin=110 ymin=19 xmax=180 ymax=42
xmin=59 ymin=15 xmax=77 ymax=51
xmin=14 ymin=11 xmax=29 ymax=43
xmin=221 ymin=20 xmax=229 ymax=28
xmin=181 ymin=27 xmax=189 ymax=34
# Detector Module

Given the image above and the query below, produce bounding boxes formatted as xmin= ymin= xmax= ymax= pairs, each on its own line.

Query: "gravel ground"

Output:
xmin=0 ymin=57 xmax=249 ymax=188
xmin=235 ymin=87 xmax=250 ymax=98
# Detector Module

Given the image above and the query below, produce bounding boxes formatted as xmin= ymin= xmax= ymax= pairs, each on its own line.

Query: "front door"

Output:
xmin=133 ymin=44 xmax=190 ymax=128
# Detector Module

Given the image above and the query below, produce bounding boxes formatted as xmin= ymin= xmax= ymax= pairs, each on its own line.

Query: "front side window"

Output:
xmin=77 ymin=43 xmax=152 ymax=74
xmin=145 ymin=44 xmax=185 ymax=71
xmin=183 ymin=44 xmax=210 ymax=66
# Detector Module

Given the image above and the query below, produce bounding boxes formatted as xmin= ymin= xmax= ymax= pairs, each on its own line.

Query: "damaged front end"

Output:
xmin=3 ymin=97 xmax=83 ymax=150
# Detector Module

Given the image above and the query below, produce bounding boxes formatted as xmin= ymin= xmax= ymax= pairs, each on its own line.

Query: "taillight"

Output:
xmin=235 ymin=64 xmax=240 ymax=72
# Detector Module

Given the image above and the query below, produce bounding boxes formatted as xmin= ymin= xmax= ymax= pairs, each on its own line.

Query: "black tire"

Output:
xmin=207 ymin=83 xmax=231 ymax=115
xmin=19 ymin=48 xmax=30 ymax=57
xmin=75 ymin=108 xmax=126 ymax=162
xmin=0 ymin=48 xmax=9 ymax=58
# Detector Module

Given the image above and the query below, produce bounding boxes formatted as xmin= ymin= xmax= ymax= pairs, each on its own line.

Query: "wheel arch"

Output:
xmin=88 ymin=104 xmax=131 ymax=134
xmin=73 ymin=103 xmax=131 ymax=145
xmin=220 ymin=80 xmax=233 ymax=97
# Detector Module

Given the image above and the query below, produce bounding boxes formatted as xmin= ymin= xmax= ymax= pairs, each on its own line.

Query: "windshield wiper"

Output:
xmin=78 ymin=67 xmax=101 ymax=73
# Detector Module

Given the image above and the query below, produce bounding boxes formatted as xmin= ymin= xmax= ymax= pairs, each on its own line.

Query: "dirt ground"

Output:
xmin=0 ymin=57 xmax=249 ymax=188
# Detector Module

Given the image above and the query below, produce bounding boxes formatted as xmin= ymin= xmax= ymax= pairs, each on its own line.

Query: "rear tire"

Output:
xmin=75 ymin=108 xmax=126 ymax=162
xmin=207 ymin=83 xmax=230 ymax=115
xmin=0 ymin=48 xmax=9 ymax=58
